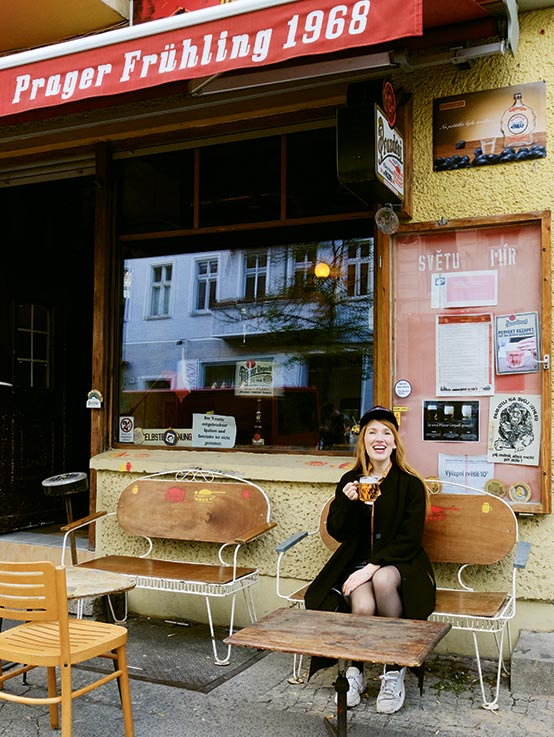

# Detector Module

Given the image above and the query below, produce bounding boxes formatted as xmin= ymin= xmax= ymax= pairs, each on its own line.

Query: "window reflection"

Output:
xmin=119 ymin=237 xmax=374 ymax=451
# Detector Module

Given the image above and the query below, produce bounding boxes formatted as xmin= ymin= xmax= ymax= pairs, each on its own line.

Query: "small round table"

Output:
xmin=65 ymin=567 xmax=137 ymax=622
xmin=42 ymin=472 xmax=89 ymax=566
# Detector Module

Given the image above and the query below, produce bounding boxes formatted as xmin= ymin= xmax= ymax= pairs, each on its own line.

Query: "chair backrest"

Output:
xmin=318 ymin=488 xmax=518 ymax=565
xmin=116 ymin=468 xmax=272 ymax=544
xmin=423 ymin=491 xmax=517 ymax=565
xmin=0 ymin=559 xmax=67 ymax=623
xmin=318 ymin=496 xmax=340 ymax=553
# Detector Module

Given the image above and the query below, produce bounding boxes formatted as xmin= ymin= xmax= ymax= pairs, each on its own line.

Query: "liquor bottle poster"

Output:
xmin=432 ymin=81 xmax=546 ymax=172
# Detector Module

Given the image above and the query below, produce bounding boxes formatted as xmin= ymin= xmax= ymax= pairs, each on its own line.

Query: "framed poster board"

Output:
xmin=392 ymin=214 xmax=551 ymax=514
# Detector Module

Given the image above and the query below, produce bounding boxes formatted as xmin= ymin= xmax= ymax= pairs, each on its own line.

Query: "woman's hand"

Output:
xmin=342 ymin=480 xmax=360 ymax=501
xmin=341 ymin=563 xmax=380 ymax=596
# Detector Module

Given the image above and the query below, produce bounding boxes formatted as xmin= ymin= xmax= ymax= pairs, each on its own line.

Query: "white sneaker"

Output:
xmin=376 ymin=667 xmax=406 ymax=714
xmin=335 ymin=666 xmax=366 ymax=708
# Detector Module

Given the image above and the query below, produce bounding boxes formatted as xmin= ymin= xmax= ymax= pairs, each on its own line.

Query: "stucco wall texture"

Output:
xmin=405 ymin=10 xmax=554 ymax=223
xmin=393 ymin=7 xmax=554 ymax=613
xmin=92 ymin=11 xmax=554 ymax=638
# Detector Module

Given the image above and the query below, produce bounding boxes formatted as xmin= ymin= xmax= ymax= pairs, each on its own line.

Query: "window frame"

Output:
xmin=193 ymin=255 xmax=219 ymax=313
xmin=147 ymin=261 xmax=174 ymax=320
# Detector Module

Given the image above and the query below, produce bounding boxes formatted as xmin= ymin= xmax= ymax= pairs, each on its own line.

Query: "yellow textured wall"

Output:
xmin=390 ymin=8 xmax=554 ymax=613
xmin=404 ymin=10 xmax=554 ymax=222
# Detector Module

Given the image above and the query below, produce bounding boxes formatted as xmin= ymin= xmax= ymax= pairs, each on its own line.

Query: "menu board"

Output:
xmin=393 ymin=218 xmax=550 ymax=513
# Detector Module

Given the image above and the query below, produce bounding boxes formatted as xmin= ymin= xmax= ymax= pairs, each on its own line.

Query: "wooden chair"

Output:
xmin=0 ymin=560 xmax=134 ymax=737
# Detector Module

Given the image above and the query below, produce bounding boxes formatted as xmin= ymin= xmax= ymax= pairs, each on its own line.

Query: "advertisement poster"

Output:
xmin=436 ymin=314 xmax=494 ymax=396
xmin=235 ymin=359 xmax=275 ymax=396
xmin=487 ymin=394 xmax=541 ymax=466
xmin=433 ymin=81 xmax=546 ymax=171
xmin=423 ymin=400 xmax=479 ymax=442
xmin=495 ymin=311 xmax=540 ymax=374
xmin=375 ymin=104 xmax=404 ymax=199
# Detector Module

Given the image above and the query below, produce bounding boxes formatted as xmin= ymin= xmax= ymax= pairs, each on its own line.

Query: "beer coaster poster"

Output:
xmin=423 ymin=400 xmax=480 ymax=442
xmin=433 ymin=82 xmax=546 ymax=172
xmin=487 ymin=394 xmax=541 ymax=466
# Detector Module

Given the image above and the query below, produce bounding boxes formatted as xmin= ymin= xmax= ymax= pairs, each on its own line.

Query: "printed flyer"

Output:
xmin=487 ymin=394 xmax=541 ymax=466
xmin=495 ymin=311 xmax=540 ymax=374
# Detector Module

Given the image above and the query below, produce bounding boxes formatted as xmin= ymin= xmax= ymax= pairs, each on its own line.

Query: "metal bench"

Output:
xmin=62 ymin=468 xmax=276 ymax=665
xmin=275 ymin=482 xmax=531 ymax=709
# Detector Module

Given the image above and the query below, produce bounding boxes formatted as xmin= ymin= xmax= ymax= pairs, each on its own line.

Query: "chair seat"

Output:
xmin=0 ymin=619 xmax=128 ymax=666
xmin=434 ymin=589 xmax=509 ymax=618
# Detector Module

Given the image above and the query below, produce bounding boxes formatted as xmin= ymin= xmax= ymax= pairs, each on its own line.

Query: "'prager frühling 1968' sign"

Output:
xmin=0 ymin=0 xmax=422 ymax=118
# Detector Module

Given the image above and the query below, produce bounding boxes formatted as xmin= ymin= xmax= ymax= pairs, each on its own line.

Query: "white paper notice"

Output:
xmin=436 ymin=314 xmax=494 ymax=396
xmin=192 ymin=413 xmax=237 ymax=449
xmin=438 ymin=454 xmax=495 ymax=492
xmin=431 ymin=271 xmax=497 ymax=309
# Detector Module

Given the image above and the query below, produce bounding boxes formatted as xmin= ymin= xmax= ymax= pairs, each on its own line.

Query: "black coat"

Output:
xmin=305 ymin=464 xmax=436 ymax=677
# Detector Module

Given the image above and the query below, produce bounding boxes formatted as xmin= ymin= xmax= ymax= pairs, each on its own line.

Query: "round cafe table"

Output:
xmin=65 ymin=566 xmax=137 ymax=622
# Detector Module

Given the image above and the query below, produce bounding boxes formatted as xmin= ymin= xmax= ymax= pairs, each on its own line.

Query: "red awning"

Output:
xmin=0 ymin=0 xmax=422 ymax=118
xmin=0 ymin=0 xmax=513 ymax=120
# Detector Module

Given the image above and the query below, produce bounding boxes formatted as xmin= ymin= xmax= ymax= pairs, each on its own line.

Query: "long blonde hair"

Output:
xmin=354 ymin=419 xmax=430 ymax=513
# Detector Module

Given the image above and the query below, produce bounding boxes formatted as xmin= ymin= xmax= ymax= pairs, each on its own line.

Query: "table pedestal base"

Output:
xmin=324 ymin=659 xmax=349 ymax=737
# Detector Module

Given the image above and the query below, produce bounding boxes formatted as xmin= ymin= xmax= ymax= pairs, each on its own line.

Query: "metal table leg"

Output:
xmin=324 ymin=659 xmax=349 ymax=737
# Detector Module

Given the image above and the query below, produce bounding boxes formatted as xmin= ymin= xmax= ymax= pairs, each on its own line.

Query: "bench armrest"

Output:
xmin=514 ymin=541 xmax=532 ymax=569
xmin=60 ymin=511 xmax=108 ymax=533
xmin=275 ymin=531 xmax=309 ymax=554
xmin=235 ymin=521 xmax=277 ymax=544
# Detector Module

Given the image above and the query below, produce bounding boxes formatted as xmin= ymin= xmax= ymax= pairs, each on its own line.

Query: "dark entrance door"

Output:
xmin=0 ymin=178 xmax=94 ymax=532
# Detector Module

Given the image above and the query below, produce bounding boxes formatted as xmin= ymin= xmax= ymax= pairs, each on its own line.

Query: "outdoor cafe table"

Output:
xmin=65 ymin=566 xmax=137 ymax=620
xmin=225 ymin=607 xmax=451 ymax=737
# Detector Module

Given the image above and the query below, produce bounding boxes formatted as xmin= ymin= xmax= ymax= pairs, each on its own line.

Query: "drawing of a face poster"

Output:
xmin=487 ymin=394 xmax=541 ymax=466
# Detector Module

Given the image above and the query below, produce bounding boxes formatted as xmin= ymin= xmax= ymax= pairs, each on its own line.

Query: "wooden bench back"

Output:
xmin=116 ymin=472 xmax=271 ymax=544
xmin=317 ymin=491 xmax=517 ymax=565
xmin=319 ymin=497 xmax=340 ymax=553
xmin=423 ymin=492 xmax=517 ymax=565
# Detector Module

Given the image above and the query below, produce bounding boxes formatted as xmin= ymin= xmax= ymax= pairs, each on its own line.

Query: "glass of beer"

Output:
xmin=358 ymin=476 xmax=381 ymax=504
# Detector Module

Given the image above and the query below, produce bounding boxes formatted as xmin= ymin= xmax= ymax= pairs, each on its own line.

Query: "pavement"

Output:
xmin=0 ymin=630 xmax=553 ymax=737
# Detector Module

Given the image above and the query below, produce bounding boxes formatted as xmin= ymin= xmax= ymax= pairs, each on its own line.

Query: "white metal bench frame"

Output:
xmin=62 ymin=468 xmax=275 ymax=666
xmin=275 ymin=482 xmax=531 ymax=708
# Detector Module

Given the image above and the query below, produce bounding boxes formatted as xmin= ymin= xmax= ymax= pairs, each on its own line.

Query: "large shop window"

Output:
xmin=392 ymin=214 xmax=551 ymax=514
xmin=118 ymin=237 xmax=375 ymax=452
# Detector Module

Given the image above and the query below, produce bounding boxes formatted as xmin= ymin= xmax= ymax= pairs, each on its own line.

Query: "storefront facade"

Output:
xmin=0 ymin=2 xmax=553 ymax=651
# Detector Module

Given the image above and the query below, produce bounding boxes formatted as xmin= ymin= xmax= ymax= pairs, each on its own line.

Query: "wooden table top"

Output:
xmin=225 ymin=608 xmax=450 ymax=668
xmin=65 ymin=566 xmax=137 ymax=601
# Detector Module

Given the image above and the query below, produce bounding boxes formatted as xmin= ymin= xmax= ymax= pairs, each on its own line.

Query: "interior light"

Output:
xmin=314 ymin=262 xmax=331 ymax=278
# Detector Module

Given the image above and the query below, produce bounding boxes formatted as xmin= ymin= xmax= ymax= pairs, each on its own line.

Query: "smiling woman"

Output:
xmin=304 ymin=405 xmax=435 ymax=714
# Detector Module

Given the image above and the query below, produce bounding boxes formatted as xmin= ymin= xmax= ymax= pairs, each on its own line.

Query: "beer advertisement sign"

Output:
xmin=374 ymin=104 xmax=404 ymax=199
xmin=433 ymin=82 xmax=546 ymax=172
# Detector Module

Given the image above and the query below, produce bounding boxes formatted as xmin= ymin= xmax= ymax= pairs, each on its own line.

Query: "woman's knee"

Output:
xmin=351 ymin=599 xmax=376 ymax=616
xmin=350 ymin=586 xmax=376 ymax=616
xmin=372 ymin=566 xmax=401 ymax=595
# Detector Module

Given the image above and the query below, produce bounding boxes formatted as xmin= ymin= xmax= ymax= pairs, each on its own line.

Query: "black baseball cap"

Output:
xmin=359 ymin=406 xmax=399 ymax=430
